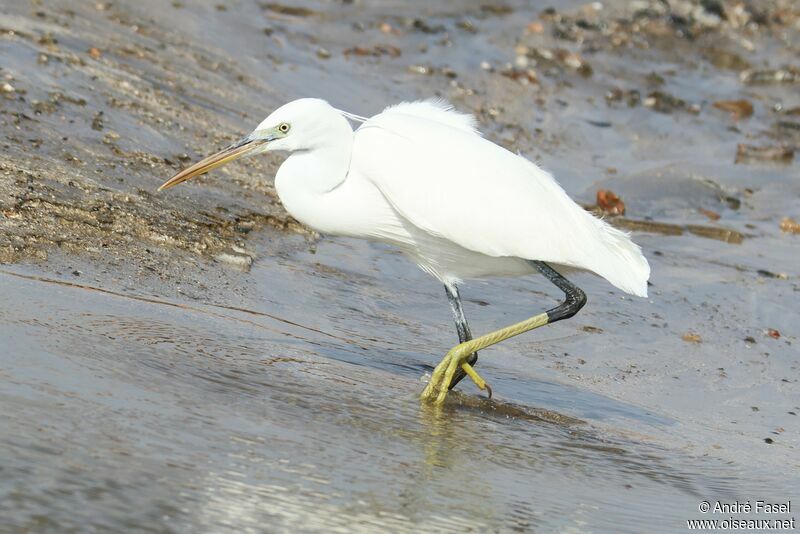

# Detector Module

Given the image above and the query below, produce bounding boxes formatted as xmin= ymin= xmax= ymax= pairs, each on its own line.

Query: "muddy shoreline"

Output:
xmin=1 ymin=0 xmax=798 ymax=531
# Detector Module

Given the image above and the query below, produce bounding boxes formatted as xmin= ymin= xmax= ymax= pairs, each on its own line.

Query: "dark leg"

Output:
xmin=443 ymin=283 xmax=478 ymax=390
xmin=529 ymin=261 xmax=587 ymax=323
xmin=422 ymin=262 xmax=586 ymax=404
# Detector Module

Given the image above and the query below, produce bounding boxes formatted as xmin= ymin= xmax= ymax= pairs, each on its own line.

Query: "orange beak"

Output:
xmin=158 ymin=138 xmax=266 ymax=191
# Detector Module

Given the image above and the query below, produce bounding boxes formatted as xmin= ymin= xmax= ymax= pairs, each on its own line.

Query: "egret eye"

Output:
xmin=278 ymin=123 xmax=290 ymax=134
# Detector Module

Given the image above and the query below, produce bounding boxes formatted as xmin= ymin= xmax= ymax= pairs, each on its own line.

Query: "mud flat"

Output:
xmin=1 ymin=1 xmax=798 ymax=531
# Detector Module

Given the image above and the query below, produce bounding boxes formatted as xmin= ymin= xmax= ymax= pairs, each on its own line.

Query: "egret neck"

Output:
xmin=274 ymin=117 xmax=353 ymax=232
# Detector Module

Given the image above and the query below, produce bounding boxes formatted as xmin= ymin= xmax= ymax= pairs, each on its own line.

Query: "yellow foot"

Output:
xmin=420 ymin=344 xmax=492 ymax=405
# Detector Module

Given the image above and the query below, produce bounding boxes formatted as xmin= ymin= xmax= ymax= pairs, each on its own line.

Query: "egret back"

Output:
xmin=352 ymin=103 xmax=650 ymax=297
xmin=378 ymin=99 xmax=480 ymax=135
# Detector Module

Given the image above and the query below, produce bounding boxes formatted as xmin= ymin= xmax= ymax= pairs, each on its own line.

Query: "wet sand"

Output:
xmin=1 ymin=0 xmax=798 ymax=531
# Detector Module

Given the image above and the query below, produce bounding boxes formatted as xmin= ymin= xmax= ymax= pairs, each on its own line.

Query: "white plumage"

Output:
xmin=268 ymin=98 xmax=649 ymax=297
xmin=159 ymin=97 xmax=651 ymax=403
xmin=162 ymin=97 xmax=649 ymax=297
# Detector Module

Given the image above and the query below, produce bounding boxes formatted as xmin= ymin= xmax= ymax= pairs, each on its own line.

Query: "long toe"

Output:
xmin=420 ymin=354 xmax=452 ymax=403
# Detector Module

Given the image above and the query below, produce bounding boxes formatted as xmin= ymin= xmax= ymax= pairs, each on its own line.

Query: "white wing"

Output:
xmin=353 ymin=101 xmax=650 ymax=297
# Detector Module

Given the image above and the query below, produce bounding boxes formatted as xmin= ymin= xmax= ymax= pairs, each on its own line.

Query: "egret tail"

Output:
xmin=580 ymin=216 xmax=650 ymax=298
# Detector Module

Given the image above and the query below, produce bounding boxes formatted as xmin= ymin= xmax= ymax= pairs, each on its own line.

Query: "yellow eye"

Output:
xmin=278 ymin=123 xmax=290 ymax=133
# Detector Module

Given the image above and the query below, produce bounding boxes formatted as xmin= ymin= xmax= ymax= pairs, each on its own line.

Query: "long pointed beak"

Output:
xmin=158 ymin=137 xmax=266 ymax=191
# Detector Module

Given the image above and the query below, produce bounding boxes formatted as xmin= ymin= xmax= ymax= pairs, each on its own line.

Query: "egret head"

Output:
xmin=158 ymin=98 xmax=347 ymax=191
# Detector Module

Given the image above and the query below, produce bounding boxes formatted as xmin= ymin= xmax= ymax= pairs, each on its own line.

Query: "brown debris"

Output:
xmin=757 ymin=270 xmax=788 ymax=280
xmin=344 ymin=45 xmax=401 ymax=58
xmin=698 ymin=208 xmax=721 ymax=221
xmin=596 ymin=190 xmax=625 ymax=216
xmin=703 ymin=48 xmax=751 ymax=71
xmin=515 ymin=46 xmax=592 ymax=77
xmin=604 ymin=216 xmax=744 ymax=244
xmin=582 ymin=200 xmax=744 ymax=244
xmin=91 ymin=111 xmax=104 ymax=131
xmin=779 ymin=217 xmax=800 ymax=234
xmin=554 ymin=49 xmax=592 ymax=76
xmin=767 ymin=329 xmax=781 ymax=340
xmin=682 ymin=333 xmax=702 ymax=343
xmin=773 ymin=121 xmax=800 ymax=137
xmin=644 ymin=91 xmax=698 ymax=114
xmin=481 ymin=5 xmax=513 ymax=16
xmin=608 ymin=218 xmax=683 ymax=236
xmin=500 ymin=67 xmax=538 ymax=84
xmin=526 ymin=21 xmax=544 ymax=33
xmin=87 ymin=47 xmax=102 ymax=59
xmin=645 ymin=72 xmax=665 ymax=87
xmin=409 ymin=18 xmax=445 ymax=34
xmin=741 ymin=68 xmax=799 ymax=85
xmin=735 ymin=144 xmax=794 ymax=164
xmin=605 ymin=88 xmax=641 ymax=107
xmin=379 ymin=22 xmax=402 ymax=35
xmin=407 ymin=64 xmax=457 ymax=78
xmin=262 ymin=3 xmax=315 ymax=17
xmin=685 ymin=225 xmax=744 ymax=244
xmin=713 ymin=99 xmax=753 ymax=120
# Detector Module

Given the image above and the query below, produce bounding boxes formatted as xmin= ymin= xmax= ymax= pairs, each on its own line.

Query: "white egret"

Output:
xmin=159 ymin=98 xmax=650 ymax=405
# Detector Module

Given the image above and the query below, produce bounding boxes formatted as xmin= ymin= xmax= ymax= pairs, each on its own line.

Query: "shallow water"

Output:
xmin=1 ymin=0 xmax=799 ymax=531
xmin=0 ymin=239 xmax=791 ymax=533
